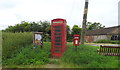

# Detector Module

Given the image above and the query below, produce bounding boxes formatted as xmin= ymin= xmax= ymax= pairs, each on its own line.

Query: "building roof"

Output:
xmin=86 ymin=25 xmax=120 ymax=36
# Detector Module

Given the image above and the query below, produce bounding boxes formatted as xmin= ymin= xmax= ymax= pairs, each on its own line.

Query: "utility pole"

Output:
xmin=80 ymin=0 xmax=89 ymax=45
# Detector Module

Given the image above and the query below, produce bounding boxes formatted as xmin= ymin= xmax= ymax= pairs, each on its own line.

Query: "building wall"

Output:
xmin=93 ymin=35 xmax=111 ymax=42
xmin=85 ymin=36 xmax=94 ymax=43
xmin=85 ymin=35 xmax=112 ymax=43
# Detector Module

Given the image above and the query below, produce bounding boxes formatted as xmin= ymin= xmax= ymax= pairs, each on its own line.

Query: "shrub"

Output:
xmin=94 ymin=39 xmax=111 ymax=43
xmin=94 ymin=39 xmax=120 ymax=44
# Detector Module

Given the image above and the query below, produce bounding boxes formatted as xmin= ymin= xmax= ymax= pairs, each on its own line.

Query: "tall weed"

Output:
xmin=2 ymin=32 xmax=32 ymax=59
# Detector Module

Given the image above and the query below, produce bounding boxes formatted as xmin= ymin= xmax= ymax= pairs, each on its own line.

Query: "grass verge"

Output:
xmin=60 ymin=43 xmax=119 ymax=68
xmin=2 ymin=42 xmax=50 ymax=68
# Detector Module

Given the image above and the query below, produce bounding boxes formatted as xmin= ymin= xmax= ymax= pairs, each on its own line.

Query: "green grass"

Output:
xmin=60 ymin=43 xmax=119 ymax=68
xmin=2 ymin=32 xmax=51 ymax=68
xmin=2 ymin=42 xmax=51 ymax=68
xmin=2 ymin=32 xmax=119 ymax=68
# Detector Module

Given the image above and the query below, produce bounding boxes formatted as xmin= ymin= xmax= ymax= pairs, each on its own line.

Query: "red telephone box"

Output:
xmin=51 ymin=18 xmax=67 ymax=58
xmin=73 ymin=34 xmax=80 ymax=46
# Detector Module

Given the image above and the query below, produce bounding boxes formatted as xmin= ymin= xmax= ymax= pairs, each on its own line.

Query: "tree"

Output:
xmin=71 ymin=25 xmax=81 ymax=35
xmin=66 ymin=25 xmax=72 ymax=42
xmin=86 ymin=22 xmax=105 ymax=30
xmin=40 ymin=21 xmax=50 ymax=33
xmin=24 ymin=24 xmax=31 ymax=32
xmin=3 ymin=20 xmax=51 ymax=41
xmin=3 ymin=21 xmax=50 ymax=33
xmin=38 ymin=21 xmax=50 ymax=42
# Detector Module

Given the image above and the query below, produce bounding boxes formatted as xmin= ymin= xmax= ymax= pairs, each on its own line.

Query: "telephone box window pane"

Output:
xmin=54 ymin=50 xmax=60 ymax=53
xmin=54 ymin=43 xmax=61 ymax=45
xmin=54 ymin=26 xmax=61 ymax=28
xmin=55 ymin=40 xmax=61 ymax=42
xmin=55 ymin=30 xmax=61 ymax=32
xmin=54 ymin=47 xmax=61 ymax=49
xmin=54 ymin=33 xmax=61 ymax=35
xmin=55 ymin=37 xmax=61 ymax=39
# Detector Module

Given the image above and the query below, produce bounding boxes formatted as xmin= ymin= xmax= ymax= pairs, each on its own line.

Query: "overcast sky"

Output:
xmin=0 ymin=0 xmax=119 ymax=30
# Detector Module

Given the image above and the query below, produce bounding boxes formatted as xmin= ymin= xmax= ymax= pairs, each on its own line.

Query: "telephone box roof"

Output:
xmin=52 ymin=18 xmax=67 ymax=23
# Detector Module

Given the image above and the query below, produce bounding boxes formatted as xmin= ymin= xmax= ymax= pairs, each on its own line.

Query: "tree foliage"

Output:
xmin=3 ymin=21 xmax=50 ymax=41
xmin=66 ymin=25 xmax=72 ymax=42
xmin=71 ymin=25 xmax=81 ymax=35
xmin=86 ymin=22 xmax=105 ymax=30
xmin=3 ymin=20 xmax=105 ymax=42
xmin=4 ymin=21 xmax=50 ymax=33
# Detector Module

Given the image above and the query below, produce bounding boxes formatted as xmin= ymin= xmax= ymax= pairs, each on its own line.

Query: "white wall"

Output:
xmin=85 ymin=35 xmax=112 ymax=42
xmin=93 ymin=35 xmax=110 ymax=42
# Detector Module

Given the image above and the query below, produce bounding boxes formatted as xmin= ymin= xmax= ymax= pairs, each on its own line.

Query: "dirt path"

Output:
xmin=44 ymin=64 xmax=60 ymax=68
xmin=44 ymin=59 xmax=61 ymax=68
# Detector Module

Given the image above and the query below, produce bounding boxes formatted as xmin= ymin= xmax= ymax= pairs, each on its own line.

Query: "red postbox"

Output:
xmin=51 ymin=18 xmax=67 ymax=58
xmin=73 ymin=34 xmax=80 ymax=46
